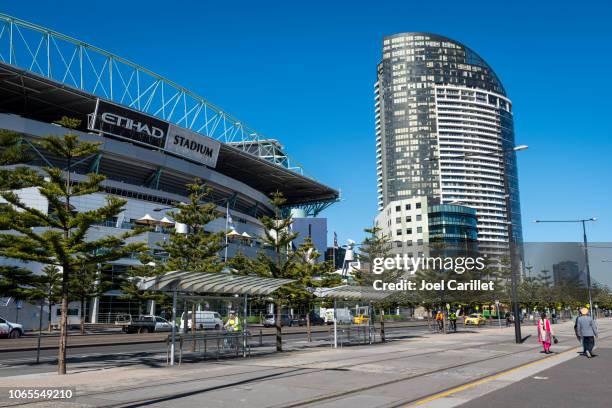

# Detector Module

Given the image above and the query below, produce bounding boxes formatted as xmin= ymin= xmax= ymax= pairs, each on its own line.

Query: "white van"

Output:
xmin=180 ymin=311 xmax=223 ymax=330
xmin=320 ymin=308 xmax=353 ymax=324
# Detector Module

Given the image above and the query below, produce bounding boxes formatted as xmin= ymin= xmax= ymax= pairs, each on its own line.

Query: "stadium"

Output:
xmin=0 ymin=14 xmax=338 ymax=328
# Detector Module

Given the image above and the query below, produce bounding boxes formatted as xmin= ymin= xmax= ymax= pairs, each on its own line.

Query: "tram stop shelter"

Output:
xmin=138 ymin=270 xmax=294 ymax=364
xmin=313 ymin=285 xmax=392 ymax=348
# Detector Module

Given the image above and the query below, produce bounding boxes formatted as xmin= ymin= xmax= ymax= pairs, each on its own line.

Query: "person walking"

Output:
xmin=505 ymin=311 xmax=512 ymax=328
xmin=537 ymin=312 xmax=554 ymax=354
xmin=574 ymin=307 xmax=598 ymax=358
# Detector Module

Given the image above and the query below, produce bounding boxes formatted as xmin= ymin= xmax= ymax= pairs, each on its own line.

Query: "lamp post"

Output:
xmin=534 ymin=218 xmax=597 ymax=318
xmin=425 ymin=144 xmax=527 ymax=343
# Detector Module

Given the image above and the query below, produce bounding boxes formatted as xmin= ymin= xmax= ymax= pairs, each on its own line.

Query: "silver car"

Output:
xmin=0 ymin=315 xmax=24 ymax=338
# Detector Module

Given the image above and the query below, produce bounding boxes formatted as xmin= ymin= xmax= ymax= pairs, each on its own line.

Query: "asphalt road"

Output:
xmin=0 ymin=324 xmax=443 ymax=377
xmin=1 ymin=320 xmax=439 ymax=352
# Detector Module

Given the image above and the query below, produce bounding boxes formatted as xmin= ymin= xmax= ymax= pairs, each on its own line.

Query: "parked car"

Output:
xmin=464 ymin=313 xmax=486 ymax=326
xmin=114 ymin=313 xmax=132 ymax=329
xmin=124 ymin=315 xmax=176 ymax=333
xmin=305 ymin=312 xmax=325 ymax=326
xmin=0 ymin=315 xmax=24 ymax=338
xmin=263 ymin=314 xmax=299 ymax=327
xmin=180 ymin=311 xmax=223 ymax=331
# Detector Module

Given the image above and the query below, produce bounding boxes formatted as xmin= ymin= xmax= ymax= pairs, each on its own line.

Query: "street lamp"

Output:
xmin=534 ymin=218 xmax=597 ymax=317
xmin=425 ymin=144 xmax=528 ymax=344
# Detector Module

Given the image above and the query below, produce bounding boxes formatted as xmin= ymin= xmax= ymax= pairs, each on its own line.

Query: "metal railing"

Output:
xmin=166 ymin=331 xmax=252 ymax=365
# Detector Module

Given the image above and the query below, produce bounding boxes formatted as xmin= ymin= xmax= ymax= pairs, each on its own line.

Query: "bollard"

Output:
xmin=259 ymin=329 xmax=263 ymax=346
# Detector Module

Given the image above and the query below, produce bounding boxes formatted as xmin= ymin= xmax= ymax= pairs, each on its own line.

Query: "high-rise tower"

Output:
xmin=375 ymin=33 xmax=522 ymax=250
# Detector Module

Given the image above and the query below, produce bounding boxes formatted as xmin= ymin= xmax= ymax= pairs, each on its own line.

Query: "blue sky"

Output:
xmin=2 ymin=0 xmax=611 ymax=245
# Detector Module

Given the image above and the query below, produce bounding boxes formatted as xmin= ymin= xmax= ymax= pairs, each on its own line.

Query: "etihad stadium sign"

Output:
xmin=89 ymin=99 xmax=219 ymax=168
xmin=165 ymin=124 xmax=220 ymax=168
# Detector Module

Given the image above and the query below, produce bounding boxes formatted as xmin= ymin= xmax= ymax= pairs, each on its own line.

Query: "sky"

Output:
xmin=2 ymin=0 xmax=611 ymax=247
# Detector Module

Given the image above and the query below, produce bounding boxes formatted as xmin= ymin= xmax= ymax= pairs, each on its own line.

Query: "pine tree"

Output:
xmin=0 ymin=117 xmax=147 ymax=375
xmin=251 ymin=193 xmax=299 ymax=352
xmin=121 ymin=253 xmax=166 ymax=316
xmin=69 ymin=262 xmax=108 ymax=335
xmin=158 ymin=180 xmax=225 ymax=272
xmin=293 ymin=237 xmax=340 ymax=341
xmin=0 ymin=129 xmax=39 ymax=190
xmin=38 ymin=265 xmax=62 ymax=332
xmin=357 ymin=226 xmax=401 ymax=341
xmin=0 ymin=266 xmax=37 ymax=323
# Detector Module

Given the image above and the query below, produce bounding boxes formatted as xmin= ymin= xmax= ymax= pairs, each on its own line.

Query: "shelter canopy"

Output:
xmin=138 ymin=271 xmax=294 ymax=296
xmin=313 ymin=285 xmax=392 ymax=301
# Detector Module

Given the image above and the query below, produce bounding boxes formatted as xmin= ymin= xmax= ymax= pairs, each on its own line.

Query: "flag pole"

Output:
xmin=224 ymin=201 xmax=229 ymax=262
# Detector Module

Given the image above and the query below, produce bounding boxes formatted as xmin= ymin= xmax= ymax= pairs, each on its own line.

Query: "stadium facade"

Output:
xmin=0 ymin=14 xmax=338 ymax=328
xmin=375 ymin=33 xmax=522 ymax=253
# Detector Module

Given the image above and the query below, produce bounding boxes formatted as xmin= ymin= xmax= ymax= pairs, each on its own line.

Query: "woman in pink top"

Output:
xmin=538 ymin=312 xmax=554 ymax=354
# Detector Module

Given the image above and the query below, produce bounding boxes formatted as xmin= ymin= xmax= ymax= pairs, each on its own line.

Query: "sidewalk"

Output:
xmin=0 ymin=319 xmax=608 ymax=407
xmin=451 ymin=335 xmax=612 ymax=408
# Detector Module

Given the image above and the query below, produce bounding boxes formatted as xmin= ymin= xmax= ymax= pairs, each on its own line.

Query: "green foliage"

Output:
xmin=356 ymin=226 xmax=398 ymax=286
xmin=227 ymin=250 xmax=267 ymax=276
xmin=121 ymin=253 xmax=165 ymax=314
xmin=0 ymin=265 xmax=37 ymax=300
xmin=0 ymin=117 xmax=147 ymax=373
xmin=158 ymin=180 xmax=225 ymax=272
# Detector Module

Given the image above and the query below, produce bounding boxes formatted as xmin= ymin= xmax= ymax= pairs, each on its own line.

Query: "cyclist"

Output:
xmin=435 ymin=310 xmax=444 ymax=332
xmin=224 ymin=311 xmax=241 ymax=332
xmin=449 ymin=311 xmax=457 ymax=332
xmin=224 ymin=311 xmax=241 ymax=349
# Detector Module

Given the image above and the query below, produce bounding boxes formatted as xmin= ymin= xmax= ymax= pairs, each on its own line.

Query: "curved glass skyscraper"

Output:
xmin=375 ymin=32 xmax=522 ymax=250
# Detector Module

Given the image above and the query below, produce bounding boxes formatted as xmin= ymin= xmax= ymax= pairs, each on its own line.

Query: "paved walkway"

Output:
xmin=0 ymin=319 xmax=608 ymax=407
xmin=452 ymin=335 xmax=612 ymax=408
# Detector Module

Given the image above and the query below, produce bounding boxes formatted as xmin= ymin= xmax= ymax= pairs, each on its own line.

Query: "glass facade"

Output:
xmin=428 ymin=204 xmax=478 ymax=243
xmin=375 ymin=33 xmax=523 ymax=248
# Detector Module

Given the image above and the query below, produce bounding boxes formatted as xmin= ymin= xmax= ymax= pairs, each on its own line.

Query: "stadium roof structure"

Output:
xmin=138 ymin=270 xmax=294 ymax=296
xmin=0 ymin=14 xmax=338 ymax=211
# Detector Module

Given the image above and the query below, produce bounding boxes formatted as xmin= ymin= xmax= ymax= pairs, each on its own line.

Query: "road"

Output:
xmin=0 ymin=322 xmax=440 ymax=377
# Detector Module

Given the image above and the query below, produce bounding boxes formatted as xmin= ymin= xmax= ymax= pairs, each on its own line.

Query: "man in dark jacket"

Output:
xmin=574 ymin=307 xmax=598 ymax=358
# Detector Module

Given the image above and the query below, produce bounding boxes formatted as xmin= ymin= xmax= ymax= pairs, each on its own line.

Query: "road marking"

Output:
xmin=409 ymin=346 xmax=581 ymax=406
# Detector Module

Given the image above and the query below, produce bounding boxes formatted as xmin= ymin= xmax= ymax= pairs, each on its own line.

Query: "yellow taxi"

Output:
xmin=463 ymin=313 xmax=486 ymax=326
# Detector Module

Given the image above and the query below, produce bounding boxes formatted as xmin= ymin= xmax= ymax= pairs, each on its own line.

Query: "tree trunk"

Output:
xmin=380 ymin=308 xmax=386 ymax=343
xmin=47 ymin=301 xmax=53 ymax=332
xmin=191 ymin=303 xmax=196 ymax=352
xmin=80 ymin=298 xmax=85 ymax=335
xmin=275 ymin=301 xmax=282 ymax=352
xmin=57 ymin=291 xmax=68 ymax=375
xmin=306 ymin=311 xmax=311 ymax=342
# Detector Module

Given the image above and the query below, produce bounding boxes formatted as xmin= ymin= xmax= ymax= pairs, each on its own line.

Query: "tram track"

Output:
xmin=6 ymin=329 xmax=600 ymax=408
xmin=75 ymin=336 xmax=551 ymax=406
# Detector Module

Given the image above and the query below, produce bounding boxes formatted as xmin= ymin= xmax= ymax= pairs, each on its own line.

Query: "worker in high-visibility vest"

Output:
xmin=224 ymin=311 xmax=241 ymax=332
xmin=449 ymin=311 xmax=457 ymax=332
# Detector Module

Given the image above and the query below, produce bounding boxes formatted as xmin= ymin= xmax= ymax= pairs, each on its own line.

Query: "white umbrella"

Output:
xmin=135 ymin=214 xmax=159 ymax=226
xmin=159 ymin=216 xmax=175 ymax=227
xmin=226 ymin=229 xmax=241 ymax=237
xmin=241 ymin=231 xmax=252 ymax=240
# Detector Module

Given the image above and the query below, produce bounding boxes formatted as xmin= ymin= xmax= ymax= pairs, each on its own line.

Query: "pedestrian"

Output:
xmin=505 ymin=311 xmax=511 ymax=327
xmin=574 ymin=307 xmax=597 ymax=358
xmin=537 ymin=312 xmax=554 ymax=354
